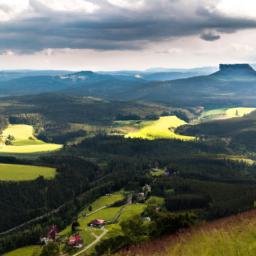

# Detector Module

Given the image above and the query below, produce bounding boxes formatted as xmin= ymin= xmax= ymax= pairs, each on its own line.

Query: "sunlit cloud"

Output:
xmin=217 ymin=0 xmax=256 ymax=18
xmin=35 ymin=0 xmax=99 ymax=13
xmin=107 ymin=0 xmax=145 ymax=10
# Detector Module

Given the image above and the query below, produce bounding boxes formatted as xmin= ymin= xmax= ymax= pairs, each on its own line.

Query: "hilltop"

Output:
xmin=117 ymin=209 xmax=256 ymax=256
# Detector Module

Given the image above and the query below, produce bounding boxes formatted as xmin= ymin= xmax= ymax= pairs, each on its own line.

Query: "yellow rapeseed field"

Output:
xmin=125 ymin=116 xmax=195 ymax=140
xmin=0 ymin=124 xmax=62 ymax=154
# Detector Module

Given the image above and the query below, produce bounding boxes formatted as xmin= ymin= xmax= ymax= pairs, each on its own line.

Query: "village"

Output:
xmin=36 ymin=183 xmax=162 ymax=255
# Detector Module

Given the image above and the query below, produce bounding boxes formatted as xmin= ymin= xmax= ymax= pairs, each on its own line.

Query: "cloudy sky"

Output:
xmin=1 ymin=0 xmax=256 ymax=70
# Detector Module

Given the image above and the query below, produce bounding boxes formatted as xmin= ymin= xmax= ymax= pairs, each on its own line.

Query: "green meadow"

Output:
xmin=0 ymin=163 xmax=56 ymax=181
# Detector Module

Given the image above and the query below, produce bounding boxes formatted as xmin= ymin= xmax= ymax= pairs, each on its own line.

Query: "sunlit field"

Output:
xmin=0 ymin=124 xmax=62 ymax=153
xmin=199 ymin=107 xmax=255 ymax=122
xmin=0 ymin=163 xmax=56 ymax=181
xmin=125 ymin=116 xmax=195 ymax=140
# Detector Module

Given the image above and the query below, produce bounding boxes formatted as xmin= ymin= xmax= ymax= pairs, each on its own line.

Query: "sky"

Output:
xmin=0 ymin=0 xmax=256 ymax=70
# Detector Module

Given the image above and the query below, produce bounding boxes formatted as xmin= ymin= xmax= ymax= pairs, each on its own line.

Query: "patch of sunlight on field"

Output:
xmin=0 ymin=124 xmax=62 ymax=153
xmin=200 ymin=107 xmax=256 ymax=122
xmin=0 ymin=163 xmax=56 ymax=181
xmin=226 ymin=108 xmax=255 ymax=117
xmin=4 ymin=245 xmax=41 ymax=256
xmin=215 ymin=154 xmax=255 ymax=165
xmin=125 ymin=116 xmax=195 ymax=141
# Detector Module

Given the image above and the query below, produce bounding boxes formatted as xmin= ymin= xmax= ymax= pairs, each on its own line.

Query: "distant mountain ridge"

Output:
xmin=1 ymin=64 xmax=256 ymax=107
xmin=122 ymin=63 xmax=256 ymax=106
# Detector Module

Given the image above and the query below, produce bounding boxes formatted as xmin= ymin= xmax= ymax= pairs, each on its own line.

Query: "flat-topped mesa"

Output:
xmin=211 ymin=64 xmax=256 ymax=79
xmin=219 ymin=64 xmax=255 ymax=72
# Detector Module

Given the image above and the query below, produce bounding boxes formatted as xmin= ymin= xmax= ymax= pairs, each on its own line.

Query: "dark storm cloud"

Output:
xmin=1 ymin=0 xmax=256 ymax=52
xmin=200 ymin=31 xmax=221 ymax=41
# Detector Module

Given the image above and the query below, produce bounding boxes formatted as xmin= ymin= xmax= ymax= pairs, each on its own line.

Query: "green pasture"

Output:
xmin=0 ymin=163 xmax=56 ymax=181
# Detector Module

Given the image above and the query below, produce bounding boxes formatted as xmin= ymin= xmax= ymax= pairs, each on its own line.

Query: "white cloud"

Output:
xmin=217 ymin=0 xmax=256 ymax=18
xmin=108 ymin=0 xmax=145 ymax=10
xmin=0 ymin=0 xmax=29 ymax=21
xmin=156 ymin=48 xmax=183 ymax=55
xmin=0 ymin=50 xmax=15 ymax=56
xmin=36 ymin=0 xmax=99 ymax=13
xmin=231 ymin=43 xmax=254 ymax=53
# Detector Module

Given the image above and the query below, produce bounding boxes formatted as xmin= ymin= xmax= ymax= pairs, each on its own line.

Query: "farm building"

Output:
xmin=88 ymin=219 xmax=106 ymax=228
xmin=68 ymin=234 xmax=83 ymax=248
xmin=137 ymin=192 xmax=146 ymax=202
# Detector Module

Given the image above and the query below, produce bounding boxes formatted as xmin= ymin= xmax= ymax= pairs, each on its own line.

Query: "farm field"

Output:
xmin=0 ymin=124 xmax=62 ymax=153
xmin=125 ymin=116 xmax=195 ymax=140
xmin=0 ymin=163 xmax=56 ymax=181
xmin=118 ymin=209 xmax=256 ymax=256
xmin=199 ymin=107 xmax=256 ymax=122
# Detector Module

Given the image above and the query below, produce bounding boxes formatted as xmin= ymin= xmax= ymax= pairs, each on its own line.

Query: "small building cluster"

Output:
xmin=134 ymin=184 xmax=152 ymax=203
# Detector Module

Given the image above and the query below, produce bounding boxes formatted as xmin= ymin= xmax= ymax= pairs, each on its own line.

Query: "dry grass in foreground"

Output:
xmin=117 ymin=209 xmax=256 ymax=256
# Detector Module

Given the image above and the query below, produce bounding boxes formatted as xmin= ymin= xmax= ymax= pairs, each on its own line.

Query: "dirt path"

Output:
xmin=84 ymin=206 xmax=107 ymax=217
xmin=72 ymin=229 xmax=108 ymax=256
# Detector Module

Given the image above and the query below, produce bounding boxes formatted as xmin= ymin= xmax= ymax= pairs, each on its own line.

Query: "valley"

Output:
xmin=2 ymin=0 xmax=256 ymax=254
xmin=2 ymin=64 xmax=256 ymax=256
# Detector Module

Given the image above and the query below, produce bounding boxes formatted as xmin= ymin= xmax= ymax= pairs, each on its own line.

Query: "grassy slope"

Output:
xmin=118 ymin=210 xmax=256 ymax=256
xmin=125 ymin=116 xmax=194 ymax=140
xmin=0 ymin=163 xmax=56 ymax=181
xmin=0 ymin=124 xmax=62 ymax=153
